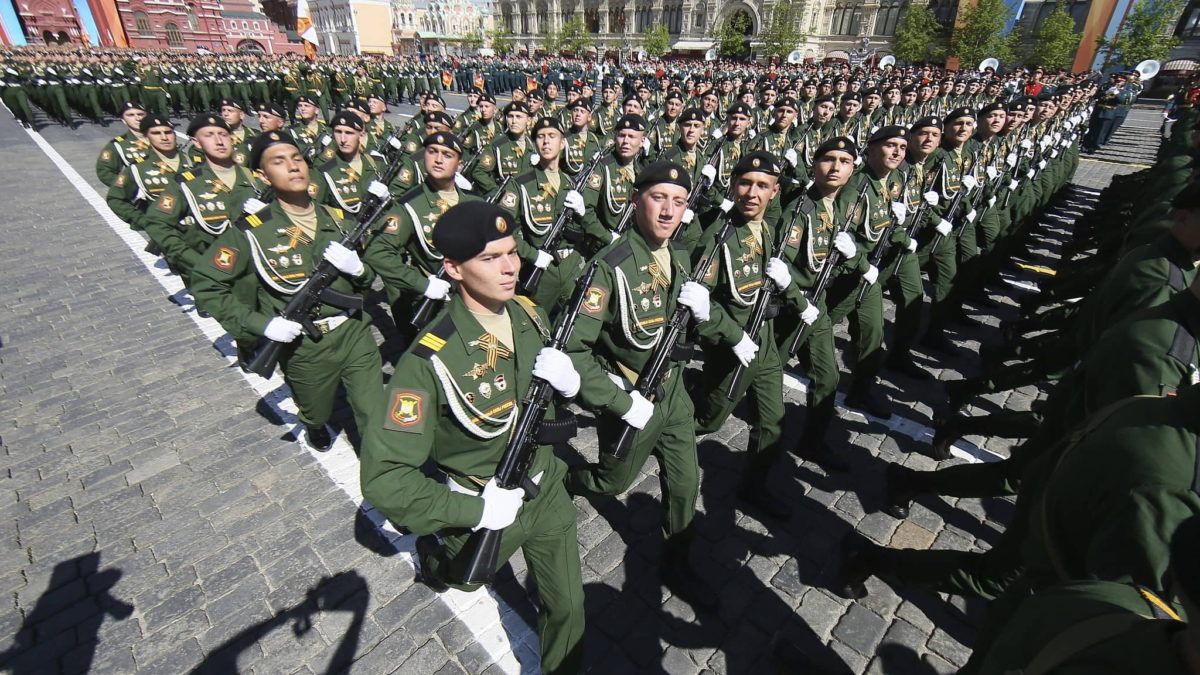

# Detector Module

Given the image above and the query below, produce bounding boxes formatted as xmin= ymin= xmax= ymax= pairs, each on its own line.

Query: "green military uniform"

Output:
xmin=313 ymin=150 xmax=383 ymax=214
xmin=95 ymin=129 xmax=151 ymax=187
xmin=579 ymin=153 xmax=640 ymax=253
xmin=289 ymin=116 xmax=331 ymax=160
xmin=105 ymin=149 xmax=195 ymax=233
xmin=191 ymin=200 xmax=383 ymax=434
xmin=468 ymin=130 xmax=532 ymax=198
xmin=359 ymin=298 xmax=584 ymax=675
xmin=497 ymin=166 xmax=587 ymax=308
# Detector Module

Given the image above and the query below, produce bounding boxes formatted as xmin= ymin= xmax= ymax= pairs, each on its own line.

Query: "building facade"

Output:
xmin=309 ymin=0 xmax=392 ymax=53
xmin=12 ymin=0 xmax=87 ymax=45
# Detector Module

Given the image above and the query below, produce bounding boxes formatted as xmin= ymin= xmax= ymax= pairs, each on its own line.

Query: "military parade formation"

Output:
xmin=7 ymin=42 xmax=1199 ymax=673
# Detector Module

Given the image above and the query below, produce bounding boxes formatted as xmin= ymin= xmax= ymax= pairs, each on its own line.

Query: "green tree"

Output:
xmin=1028 ymin=7 xmax=1080 ymax=70
xmin=891 ymin=3 xmax=945 ymax=64
xmin=1096 ymin=0 xmax=1183 ymax=68
xmin=757 ymin=0 xmax=805 ymax=61
xmin=948 ymin=0 xmax=1015 ymax=67
xmin=489 ymin=27 xmax=514 ymax=56
xmin=712 ymin=10 xmax=752 ymax=59
xmin=641 ymin=25 xmax=671 ymax=58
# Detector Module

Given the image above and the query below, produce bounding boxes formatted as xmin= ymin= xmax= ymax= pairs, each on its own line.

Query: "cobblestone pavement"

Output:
xmin=0 ymin=101 xmax=1163 ymax=674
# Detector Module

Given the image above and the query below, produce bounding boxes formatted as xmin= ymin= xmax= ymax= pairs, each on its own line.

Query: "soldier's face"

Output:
xmin=1037 ymin=102 xmax=1056 ymax=121
xmin=221 ymin=106 xmax=244 ymax=128
xmin=870 ymin=138 xmax=907 ymax=172
xmin=333 ymin=125 xmax=362 ymax=154
xmin=256 ymin=144 xmax=310 ymax=195
xmin=634 ymin=183 xmax=689 ymax=246
xmin=945 ymin=117 xmax=974 ymax=145
xmin=423 ymin=143 xmax=459 ymax=181
xmin=911 ymin=127 xmax=940 ymax=156
xmin=865 ymin=94 xmax=881 ymax=110
xmin=954 ymin=83 xmax=966 ymax=95
xmin=535 ymin=128 xmax=564 ymax=161
xmin=446 ymin=237 xmax=520 ymax=307
xmin=665 ymin=98 xmax=683 ymax=117
xmin=681 ymin=120 xmax=704 ymax=146
xmin=773 ymin=107 xmax=797 ymax=128
xmin=814 ymin=151 xmax=854 ymax=189
xmin=506 ymin=111 xmax=529 ymax=134
xmin=839 ymin=100 xmax=861 ymax=117
xmin=194 ymin=127 xmax=233 ymax=160
xmin=259 ymin=114 xmax=284 ymax=133
xmin=623 ymin=100 xmax=643 ymax=115
xmin=615 ymin=129 xmax=643 ymax=160
xmin=701 ymin=95 xmax=718 ymax=112
xmin=146 ymin=126 xmax=177 ymax=154
xmin=814 ymin=102 xmax=835 ymax=123
xmin=122 ymin=108 xmax=146 ymax=132
xmin=763 ymin=91 xmax=777 ymax=105
xmin=733 ymin=171 xmax=779 ymax=221
xmin=571 ymin=107 xmax=590 ymax=128
xmin=983 ymin=110 xmax=1006 ymax=134
xmin=603 ymin=89 xmax=616 ymax=103
xmin=803 ymin=84 xmax=816 ymax=98
xmin=369 ymin=99 xmax=386 ymax=114
xmin=297 ymin=102 xmax=317 ymax=121
xmin=479 ymin=101 xmax=497 ymax=121
xmin=727 ymin=113 xmax=750 ymax=136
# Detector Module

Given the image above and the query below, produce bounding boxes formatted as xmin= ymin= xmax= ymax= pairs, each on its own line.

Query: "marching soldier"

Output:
xmin=359 ymin=200 xmax=586 ymax=675
xmin=313 ymin=111 xmax=383 ymax=214
xmin=578 ymin=114 xmax=647 ymax=254
xmin=468 ymin=101 xmax=534 ymax=197
xmin=105 ymin=114 xmax=195 ymax=234
xmin=218 ymin=99 xmax=260 ymax=166
xmin=289 ymin=95 xmax=331 ymax=160
xmin=95 ymin=101 xmax=150 ymax=187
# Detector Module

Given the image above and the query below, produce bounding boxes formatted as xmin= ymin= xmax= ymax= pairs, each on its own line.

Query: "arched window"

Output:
xmin=874 ymin=0 xmax=903 ymax=35
xmin=165 ymin=22 xmax=183 ymax=47
xmin=134 ymin=11 xmax=153 ymax=35
xmin=832 ymin=2 xmax=860 ymax=35
xmin=695 ymin=3 xmax=706 ymax=32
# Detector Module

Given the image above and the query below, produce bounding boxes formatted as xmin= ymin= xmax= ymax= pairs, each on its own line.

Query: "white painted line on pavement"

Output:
xmin=22 ymin=126 xmax=540 ymax=674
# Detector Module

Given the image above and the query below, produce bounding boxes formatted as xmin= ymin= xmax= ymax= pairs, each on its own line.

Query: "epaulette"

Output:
xmin=176 ymin=170 xmax=196 ymax=183
xmin=235 ymin=208 xmax=273 ymax=231
xmin=1168 ymin=323 xmax=1197 ymax=368
xmin=602 ymin=239 xmax=633 ymax=267
xmin=319 ymin=158 xmax=338 ymax=173
xmin=797 ymin=196 xmax=816 ymax=215
xmin=516 ymin=171 xmax=540 ymax=187
xmin=396 ymin=185 xmax=425 ymax=206
xmin=412 ymin=314 xmax=456 ymax=359
xmin=321 ymin=205 xmax=345 ymax=221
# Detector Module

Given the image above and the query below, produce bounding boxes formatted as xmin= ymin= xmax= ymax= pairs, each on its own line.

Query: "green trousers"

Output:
xmin=567 ymin=368 xmax=698 ymax=538
xmin=826 ymin=268 xmax=885 ymax=389
xmin=278 ymin=316 xmax=383 ymax=434
xmin=423 ymin=468 xmax=585 ymax=675
xmin=883 ymin=247 xmax=924 ymax=356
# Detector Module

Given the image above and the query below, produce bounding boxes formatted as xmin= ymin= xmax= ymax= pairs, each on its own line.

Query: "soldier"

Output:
xmin=578 ymin=114 xmax=647 ymax=254
xmin=1083 ymin=72 xmax=1135 ymax=153
xmin=289 ymin=95 xmax=331 ymax=160
xmin=389 ymin=110 xmax=456 ymax=193
xmin=562 ymin=161 xmax=719 ymax=611
xmin=562 ymin=99 xmax=602 ymax=175
xmin=468 ymin=101 xmax=533 ymax=197
xmin=312 ymin=111 xmax=384 ymax=214
xmin=254 ymin=102 xmax=287 ymax=134
xmin=190 ymin=131 xmax=383 ymax=450
xmin=105 ymin=114 xmax=195 ymax=234
xmin=95 ymin=101 xmax=150 ymax=187
xmin=218 ymin=99 xmax=260 ymax=166
xmin=359 ymin=200 xmax=586 ymax=675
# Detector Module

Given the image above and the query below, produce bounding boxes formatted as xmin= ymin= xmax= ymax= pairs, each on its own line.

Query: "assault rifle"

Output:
xmin=460 ymin=263 xmax=597 ymax=585
xmin=245 ymin=181 xmax=394 ymax=378
xmin=854 ymin=170 xmax=912 ymax=306
xmin=889 ymin=168 xmax=941 ymax=276
xmin=927 ymin=173 xmax=971 ymax=255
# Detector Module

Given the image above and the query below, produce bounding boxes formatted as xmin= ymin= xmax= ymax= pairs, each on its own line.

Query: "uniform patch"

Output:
xmin=398 ymin=168 xmax=413 ymax=184
xmin=383 ymin=215 xmax=400 ymax=233
xmin=156 ymin=194 xmax=176 ymax=212
xmin=582 ymin=286 xmax=607 ymax=315
xmin=384 ymin=389 xmax=426 ymax=433
xmin=307 ymin=182 xmax=320 ymax=197
xmin=115 ymin=173 xmax=126 ymax=187
xmin=788 ymin=225 xmax=802 ymax=246
xmin=587 ymin=172 xmax=602 ymax=189
xmin=100 ymin=150 xmax=112 ymax=161
xmin=213 ymin=246 xmax=237 ymax=270
xmin=233 ymin=152 xmax=246 ymax=165
xmin=501 ymin=192 xmax=518 ymax=209
xmin=481 ymin=154 xmax=495 ymax=168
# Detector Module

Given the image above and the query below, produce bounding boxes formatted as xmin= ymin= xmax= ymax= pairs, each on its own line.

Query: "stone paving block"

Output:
xmin=832 ymin=603 xmax=888 ymax=656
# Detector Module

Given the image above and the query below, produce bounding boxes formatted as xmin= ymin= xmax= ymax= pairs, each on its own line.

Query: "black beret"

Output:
xmin=432 ymin=201 xmax=516 ymax=261
xmin=423 ymin=131 xmax=463 ymax=155
xmin=120 ymin=100 xmax=146 ymax=113
xmin=248 ymin=130 xmax=299 ymax=170
xmin=664 ymin=91 xmax=684 ymax=103
xmin=329 ymin=111 xmax=364 ymax=131
xmin=727 ymin=102 xmax=752 ymax=118
xmin=911 ymin=116 xmax=941 ymax=131
xmin=422 ymin=93 xmax=446 ymax=106
xmin=1036 ymin=92 xmax=1055 ymax=102
xmin=633 ymin=160 xmax=692 ymax=192
xmin=531 ymin=116 xmax=564 ymax=134
xmin=944 ymin=107 xmax=974 ymax=122
xmin=367 ymin=92 xmax=386 ymax=102
xmin=423 ymin=110 xmax=455 ymax=128
xmin=187 ymin=114 xmax=230 ymax=135
xmin=527 ymin=88 xmax=545 ymax=101
xmin=614 ymin=114 xmax=647 ymax=132
xmin=978 ymin=102 xmax=1005 ymax=116
xmin=502 ymin=101 xmax=531 ymax=116
xmin=813 ymin=136 xmax=858 ymax=160
xmin=774 ymin=96 xmax=799 ymax=111
xmin=218 ymin=98 xmax=244 ymax=112
xmin=1170 ymin=514 xmax=1200 ymax=605
xmin=1171 ymin=181 xmax=1200 ymax=209
xmin=862 ymin=87 xmax=880 ymax=97
xmin=622 ymin=94 xmax=641 ymax=106
xmin=138 ymin=114 xmax=173 ymax=134
xmin=1006 ymin=101 xmax=1026 ymax=113
xmin=732 ymin=150 xmax=782 ymax=177
xmin=866 ymin=125 xmax=907 ymax=145
xmin=255 ymin=102 xmax=286 ymax=119
xmin=566 ymin=84 xmax=583 ymax=93
xmin=814 ymin=95 xmax=837 ymax=106
xmin=901 ymin=84 xmax=917 ymax=94
xmin=566 ymin=98 xmax=590 ymax=111
xmin=345 ymin=98 xmax=370 ymax=114
xmin=478 ymin=92 xmax=497 ymax=105
xmin=296 ymin=95 xmax=318 ymax=106
xmin=841 ymin=92 xmax=862 ymax=103
xmin=679 ymin=108 xmax=705 ymax=124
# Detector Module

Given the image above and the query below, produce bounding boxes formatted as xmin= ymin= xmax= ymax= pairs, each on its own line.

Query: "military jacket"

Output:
xmin=564 ymin=127 xmax=603 ymax=175
xmin=362 ymin=181 xmax=481 ymax=303
xmin=290 ymin=118 xmax=330 ymax=159
xmin=105 ymin=152 xmax=196 ymax=231
xmin=844 ymin=165 xmax=905 ymax=259
xmin=96 ymin=132 xmax=151 ymax=187
xmin=497 ymin=166 xmax=577 ymax=262
xmin=469 ymin=132 xmax=533 ymax=197
xmin=592 ymin=102 xmax=619 ymax=136
xmin=779 ymin=187 xmax=848 ymax=309
xmin=461 ymin=118 xmax=500 ymax=156
xmin=579 ymin=154 xmax=641 ymax=251
xmin=693 ymin=211 xmax=773 ymax=346
xmin=227 ymin=125 xmax=260 ymax=166
xmin=316 ymin=151 xmax=382 ymax=214
xmin=359 ymin=296 xmax=564 ymax=535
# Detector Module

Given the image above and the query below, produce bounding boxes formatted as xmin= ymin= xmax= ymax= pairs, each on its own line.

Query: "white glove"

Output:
xmin=641 ymin=137 xmax=651 ymax=154
xmin=701 ymin=164 xmax=717 ymax=183
xmin=621 ymin=391 xmax=654 ymax=430
xmin=784 ymin=148 xmax=798 ymax=167
xmin=966 ymin=209 xmax=978 ymax=223
xmin=800 ymin=303 xmax=821 ymax=326
xmin=534 ymin=250 xmax=553 ymax=270
xmin=748 ymin=129 xmax=758 ymax=140
xmin=765 ymin=257 xmax=792 ymax=290
xmin=564 ymin=189 xmax=585 ymax=216
xmin=988 ymin=196 xmax=997 ymax=208
xmin=609 ymin=230 xmax=620 ymax=243
xmin=833 ymin=231 xmax=856 ymax=258
xmin=986 ymin=166 xmax=999 ymax=180
xmin=891 ymin=201 xmax=908 ymax=224
xmin=1020 ymin=139 xmax=1033 ymax=150
xmin=863 ymin=265 xmax=879 ymax=285
xmin=681 ymin=208 xmax=695 ymax=224
xmin=961 ymin=174 xmax=978 ymax=191
xmin=264 ymin=317 xmax=303 ymax=343
xmin=711 ymin=126 xmax=725 ymax=139
xmin=923 ymin=190 xmax=940 ymax=206
xmin=1038 ymin=159 xmax=1047 ymax=170
xmin=1006 ymin=153 xmax=1018 ymax=167
xmin=529 ymin=152 xmax=539 ymax=166
xmin=424 ymin=275 xmax=452 ymax=300
xmin=732 ymin=332 xmax=759 ymax=367
xmin=678 ymin=280 xmax=711 ymax=323
xmin=454 ymin=172 xmax=473 ymax=190
xmin=533 ymin=347 xmax=580 ymax=397
xmin=474 ymin=478 xmax=524 ymax=531
xmin=935 ymin=219 xmax=952 ymax=236
xmin=1009 ymin=179 xmax=1020 ymax=190
xmin=906 ymin=238 xmax=918 ymax=253
xmin=1026 ymin=169 xmax=1036 ymax=179
xmin=323 ymin=242 xmax=364 ymax=277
